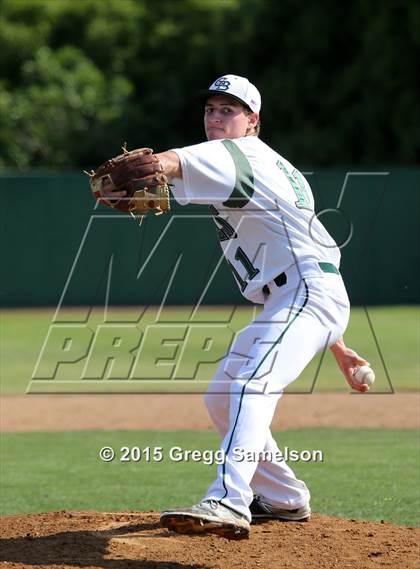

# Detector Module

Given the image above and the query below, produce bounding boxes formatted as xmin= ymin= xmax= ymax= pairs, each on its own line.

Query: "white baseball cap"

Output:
xmin=196 ymin=74 xmax=261 ymax=113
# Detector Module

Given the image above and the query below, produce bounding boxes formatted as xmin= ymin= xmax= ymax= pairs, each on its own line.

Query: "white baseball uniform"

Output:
xmin=170 ymin=135 xmax=350 ymax=521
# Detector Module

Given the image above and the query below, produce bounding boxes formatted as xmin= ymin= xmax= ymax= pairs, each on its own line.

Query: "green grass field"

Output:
xmin=1 ymin=305 xmax=419 ymax=394
xmin=1 ymin=429 xmax=418 ymax=527
xmin=1 ymin=306 xmax=419 ymax=529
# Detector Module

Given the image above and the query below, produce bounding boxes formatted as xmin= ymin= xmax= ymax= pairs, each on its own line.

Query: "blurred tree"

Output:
xmin=0 ymin=0 xmax=417 ymax=169
xmin=0 ymin=0 xmax=53 ymax=85
xmin=0 ymin=46 xmax=132 ymax=169
xmin=247 ymin=0 xmax=419 ymax=164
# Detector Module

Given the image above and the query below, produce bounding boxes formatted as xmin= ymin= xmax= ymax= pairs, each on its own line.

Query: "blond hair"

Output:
xmin=244 ymin=107 xmax=261 ymax=137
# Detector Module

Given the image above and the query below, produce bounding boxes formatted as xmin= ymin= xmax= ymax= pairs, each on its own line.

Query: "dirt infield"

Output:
xmin=0 ymin=511 xmax=419 ymax=569
xmin=1 ymin=392 xmax=419 ymax=432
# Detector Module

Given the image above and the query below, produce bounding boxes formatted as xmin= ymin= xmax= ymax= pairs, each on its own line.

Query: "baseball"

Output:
xmin=353 ymin=365 xmax=375 ymax=386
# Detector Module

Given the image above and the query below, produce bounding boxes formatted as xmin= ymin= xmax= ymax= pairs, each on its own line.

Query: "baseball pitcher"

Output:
xmin=88 ymin=75 xmax=370 ymax=540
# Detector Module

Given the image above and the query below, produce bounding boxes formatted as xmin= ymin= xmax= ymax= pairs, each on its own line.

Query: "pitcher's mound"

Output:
xmin=0 ymin=511 xmax=418 ymax=568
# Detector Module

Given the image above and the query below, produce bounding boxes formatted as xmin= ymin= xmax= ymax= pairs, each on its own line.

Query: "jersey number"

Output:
xmin=276 ymin=159 xmax=312 ymax=210
xmin=210 ymin=205 xmax=260 ymax=292
xmin=228 ymin=247 xmax=260 ymax=292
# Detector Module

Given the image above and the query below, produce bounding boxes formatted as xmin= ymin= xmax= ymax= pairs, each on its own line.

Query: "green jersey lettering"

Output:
xmin=276 ymin=159 xmax=312 ymax=210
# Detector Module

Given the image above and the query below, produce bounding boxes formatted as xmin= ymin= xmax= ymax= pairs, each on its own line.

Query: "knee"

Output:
xmin=204 ymin=390 xmax=229 ymax=430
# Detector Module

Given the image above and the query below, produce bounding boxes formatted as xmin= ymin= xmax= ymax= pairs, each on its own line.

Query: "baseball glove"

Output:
xmin=86 ymin=146 xmax=170 ymax=218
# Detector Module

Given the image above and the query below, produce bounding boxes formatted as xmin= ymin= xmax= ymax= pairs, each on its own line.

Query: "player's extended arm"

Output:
xmin=330 ymin=338 xmax=370 ymax=392
xmin=156 ymin=151 xmax=183 ymax=179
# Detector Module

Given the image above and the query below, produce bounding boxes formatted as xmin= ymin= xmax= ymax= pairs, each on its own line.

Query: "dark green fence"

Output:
xmin=2 ymin=169 xmax=419 ymax=307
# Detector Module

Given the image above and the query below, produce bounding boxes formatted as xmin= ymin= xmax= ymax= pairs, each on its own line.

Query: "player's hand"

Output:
xmin=330 ymin=341 xmax=370 ymax=392
xmin=87 ymin=147 xmax=170 ymax=217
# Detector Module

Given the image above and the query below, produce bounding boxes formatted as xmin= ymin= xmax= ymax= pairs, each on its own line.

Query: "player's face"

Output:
xmin=204 ymin=95 xmax=257 ymax=141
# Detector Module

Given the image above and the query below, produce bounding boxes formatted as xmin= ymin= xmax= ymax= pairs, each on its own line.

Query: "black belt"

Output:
xmin=263 ymin=272 xmax=287 ymax=296
xmin=262 ymin=262 xmax=339 ymax=297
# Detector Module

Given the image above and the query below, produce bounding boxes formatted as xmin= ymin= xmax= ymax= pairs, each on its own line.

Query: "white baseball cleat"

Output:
xmin=160 ymin=499 xmax=250 ymax=540
xmin=250 ymin=494 xmax=311 ymax=522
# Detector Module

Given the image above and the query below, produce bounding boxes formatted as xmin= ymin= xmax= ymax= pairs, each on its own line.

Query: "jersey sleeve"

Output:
xmin=169 ymin=140 xmax=236 ymax=205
